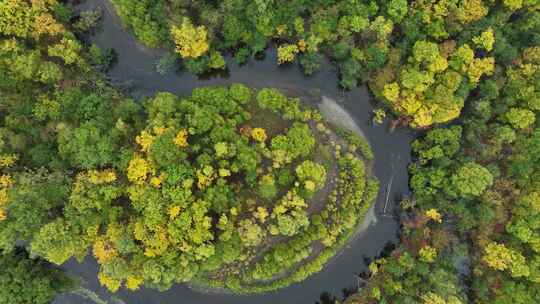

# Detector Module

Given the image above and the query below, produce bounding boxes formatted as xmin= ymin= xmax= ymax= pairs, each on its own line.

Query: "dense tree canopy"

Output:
xmin=1 ymin=0 xmax=540 ymax=302
xmin=346 ymin=4 xmax=540 ymax=301
xmin=0 ymin=249 xmax=73 ymax=304
xmin=0 ymin=79 xmax=375 ymax=293
xmin=0 ymin=1 xmax=378 ymax=295
xmin=109 ymin=0 xmax=534 ymax=128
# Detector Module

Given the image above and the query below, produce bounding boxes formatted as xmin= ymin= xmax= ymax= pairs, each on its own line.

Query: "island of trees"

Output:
xmin=4 ymin=81 xmax=377 ymax=294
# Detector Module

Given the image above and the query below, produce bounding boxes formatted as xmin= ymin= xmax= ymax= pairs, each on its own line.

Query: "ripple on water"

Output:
xmin=318 ymin=96 xmax=368 ymax=140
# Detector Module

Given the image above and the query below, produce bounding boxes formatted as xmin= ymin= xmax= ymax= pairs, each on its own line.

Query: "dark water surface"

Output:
xmin=54 ymin=1 xmax=416 ymax=303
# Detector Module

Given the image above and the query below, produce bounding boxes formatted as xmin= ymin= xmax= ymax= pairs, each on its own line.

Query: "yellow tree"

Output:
xmin=171 ymin=18 xmax=209 ymax=59
xmin=277 ymin=44 xmax=299 ymax=64
xmin=251 ymin=128 xmax=268 ymax=142
xmin=0 ymin=174 xmax=12 ymax=221
xmin=425 ymin=208 xmax=443 ymax=223
xmin=456 ymin=0 xmax=489 ymax=25
xmin=135 ymin=130 xmax=155 ymax=152
xmin=127 ymin=154 xmax=154 ymax=184
xmin=473 ymin=28 xmax=495 ymax=51
xmin=483 ymin=242 xmax=512 ymax=270
xmin=467 ymin=57 xmax=495 ymax=83
xmin=503 ymin=0 xmax=523 ymax=11
xmin=0 ymin=153 xmax=15 ymax=222
xmin=93 ymin=237 xmax=117 ymax=264
xmin=98 ymin=272 xmax=121 ymax=292
xmin=0 ymin=0 xmax=65 ymax=39
xmin=125 ymin=276 xmax=144 ymax=290
xmin=173 ymin=129 xmax=189 ymax=148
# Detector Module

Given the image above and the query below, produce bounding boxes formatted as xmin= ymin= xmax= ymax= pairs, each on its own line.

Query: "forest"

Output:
xmin=0 ymin=0 xmax=539 ymax=303
xmin=0 ymin=0 xmax=378 ymax=300
xmin=112 ymin=0 xmax=503 ymax=127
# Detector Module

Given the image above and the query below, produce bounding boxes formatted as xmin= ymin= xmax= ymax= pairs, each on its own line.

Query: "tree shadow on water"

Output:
xmin=316 ymin=287 xmax=358 ymax=304
xmin=315 ymin=292 xmax=339 ymax=304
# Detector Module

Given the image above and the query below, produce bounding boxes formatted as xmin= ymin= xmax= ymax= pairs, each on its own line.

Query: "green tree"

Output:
xmin=295 ymin=160 xmax=327 ymax=191
xmin=277 ymin=44 xmax=299 ymax=64
xmin=259 ymin=174 xmax=277 ymax=200
xmin=271 ymin=123 xmax=315 ymax=163
xmin=386 ymin=0 xmax=408 ymax=22
xmin=57 ymin=122 xmax=118 ymax=169
xmin=450 ymin=162 xmax=493 ymax=197
xmin=0 ymin=249 xmax=73 ymax=304
xmin=0 ymin=170 xmax=70 ymax=252
xmin=504 ymin=108 xmax=536 ymax=130
xmin=47 ymin=36 xmax=83 ymax=66
xmin=111 ymin=0 xmax=168 ymax=48
xmin=238 ymin=219 xmax=264 ymax=247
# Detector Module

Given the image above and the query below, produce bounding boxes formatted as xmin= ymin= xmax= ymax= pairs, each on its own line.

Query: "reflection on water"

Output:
xmin=318 ymin=96 xmax=368 ymax=140
xmin=54 ymin=1 xmax=417 ymax=303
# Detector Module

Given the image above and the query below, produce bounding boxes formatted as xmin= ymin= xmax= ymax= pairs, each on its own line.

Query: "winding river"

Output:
xmin=54 ymin=1 xmax=416 ymax=303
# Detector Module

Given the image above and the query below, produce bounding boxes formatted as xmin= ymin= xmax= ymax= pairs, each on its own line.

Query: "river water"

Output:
xmin=54 ymin=1 xmax=416 ymax=303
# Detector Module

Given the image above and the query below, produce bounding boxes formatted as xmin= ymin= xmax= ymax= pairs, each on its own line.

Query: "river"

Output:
xmin=54 ymin=1 xmax=416 ymax=303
